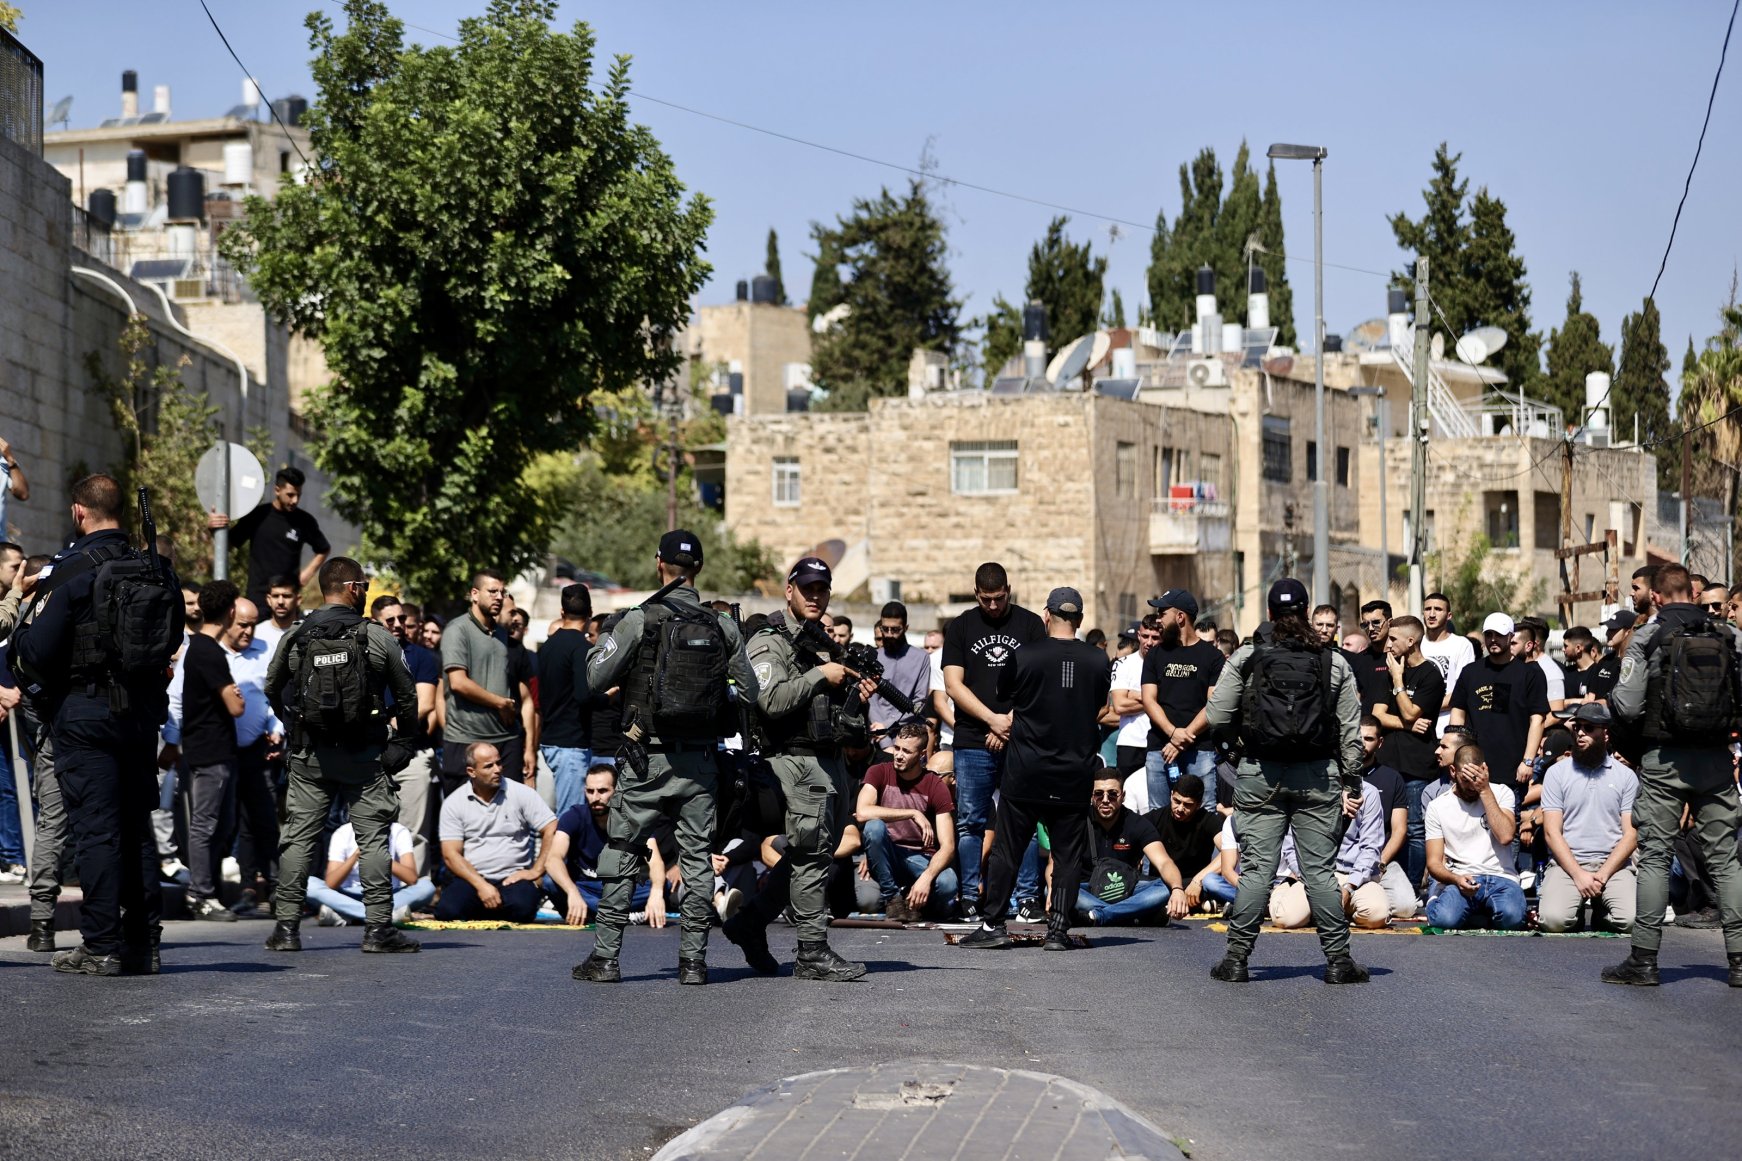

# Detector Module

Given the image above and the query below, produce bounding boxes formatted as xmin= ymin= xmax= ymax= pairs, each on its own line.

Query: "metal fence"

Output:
xmin=0 ymin=28 xmax=42 ymax=155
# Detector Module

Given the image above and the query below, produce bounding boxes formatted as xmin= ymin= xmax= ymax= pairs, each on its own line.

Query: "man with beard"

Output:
xmin=541 ymin=764 xmax=651 ymax=925
xmin=1449 ymin=613 xmax=1549 ymax=793
xmin=868 ymin=602 xmax=931 ymax=749
xmin=1538 ymin=704 xmax=1637 ymax=934
xmin=1424 ymin=743 xmax=1524 ymax=930
xmin=1139 ymin=589 xmax=1224 ymax=817
xmin=1629 ymin=565 xmax=1659 ymax=620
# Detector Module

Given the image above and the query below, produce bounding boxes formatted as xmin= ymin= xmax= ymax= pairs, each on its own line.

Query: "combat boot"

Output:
xmin=121 ymin=933 xmax=161 ymax=976
xmin=1601 ymin=948 xmax=1660 ymax=987
xmin=361 ymin=924 xmax=421 ymax=954
xmin=26 ymin=920 xmax=55 ymax=953
xmin=793 ymin=940 xmax=868 ymax=981
xmin=1209 ymin=954 xmax=1250 ymax=983
xmin=52 ymin=945 xmax=122 ymax=976
xmin=678 ymin=958 xmax=708 ymax=985
xmin=263 ymin=921 xmax=302 ymax=952
xmin=722 ymin=911 xmax=780 ymax=975
xmin=1727 ymin=953 xmax=1742 ymax=989
xmin=1323 ymin=956 xmax=1370 ymax=985
xmin=572 ymin=954 xmax=621 ymax=982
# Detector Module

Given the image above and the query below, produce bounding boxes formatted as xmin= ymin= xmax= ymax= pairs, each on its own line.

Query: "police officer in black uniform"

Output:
xmin=14 ymin=475 xmax=177 ymax=976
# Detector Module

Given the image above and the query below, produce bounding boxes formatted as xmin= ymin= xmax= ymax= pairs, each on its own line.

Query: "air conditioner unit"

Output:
xmin=1186 ymin=358 xmax=1227 ymax=388
xmin=172 ymin=278 xmax=205 ymax=299
xmin=1585 ymin=428 xmax=1611 ymax=448
xmin=870 ymin=577 xmax=901 ymax=604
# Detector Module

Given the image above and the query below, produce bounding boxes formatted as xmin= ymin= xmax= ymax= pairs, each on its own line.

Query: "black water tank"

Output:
xmin=786 ymin=389 xmax=811 ymax=413
xmin=87 ymin=188 xmax=117 ymax=227
xmin=735 ymin=279 xmax=749 ymax=302
xmin=122 ymin=70 xmax=138 ymax=95
xmin=1387 ymin=288 xmax=1409 ymax=315
xmin=750 ymin=274 xmax=779 ymax=304
xmin=1323 ymin=334 xmax=1343 ymax=353
xmin=125 ymin=149 xmax=147 ymax=183
xmin=271 ymin=95 xmax=309 ymax=127
xmin=1196 ymin=265 xmax=1216 ymax=296
xmin=1248 ymin=267 xmax=1266 ymax=294
xmin=1022 ymin=300 xmax=1048 ymax=342
xmin=166 ymin=167 xmax=206 ymax=221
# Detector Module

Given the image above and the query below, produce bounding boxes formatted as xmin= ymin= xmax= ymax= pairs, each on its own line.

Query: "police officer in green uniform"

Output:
xmin=573 ymin=530 xmax=756 ymax=986
xmin=1204 ymin=578 xmax=1369 ymax=985
xmin=1605 ymin=561 xmax=1742 ymax=987
xmin=262 ymin=557 xmax=421 ymax=955
xmin=742 ymin=556 xmax=876 ymax=982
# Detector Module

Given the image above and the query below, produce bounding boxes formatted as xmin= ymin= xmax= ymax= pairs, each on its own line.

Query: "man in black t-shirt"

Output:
xmin=176 ymin=581 xmax=246 ymax=923
xmin=959 ymin=587 xmax=1110 ymax=950
xmin=1560 ymin=626 xmax=1600 ymax=702
xmin=207 ymin=467 xmax=332 ymax=608
xmin=1144 ymin=772 xmax=1222 ymax=915
xmin=1139 ymin=589 xmax=1225 ymax=814
xmin=537 ymin=583 xmax=594 ymax=817
xmin=1373 ymin=615 xmax=1444 ymax=781
xmin=1077 ymin=771 xmax=1183 ymax=925
xmin=1449 ymin=612 xmax=1549 ymax=790
xmin=940 ymin=561 xmax=1046 ymax=918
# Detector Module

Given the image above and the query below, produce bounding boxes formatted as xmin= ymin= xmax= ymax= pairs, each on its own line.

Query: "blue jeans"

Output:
xmin=861 ymin=818 xmax=959 ymax=915
xmin=306 ymin=876 xmax=436 ymax=922
xmin=1403 ymin=778 xmax=1429 ymax=890
xmin=1201 ymin=872 xmax=1239 ymax=905
xmin=1076 ymin=878 xmax=1172 ymax=924
xmin=1146 ymin=747 xmax=1218 ymax=815
xmin=540 ymin=872 xmax=649 ymax=916
xmin=1425 ymin=874 xmax=1527 ymax=930
xmin=0 ymin=745 xmax=25 ymax=866
xmin=953 ymin=747 xmax=1001 ymax=902
xmin=541 ymin=746 xmax=592 ymax=817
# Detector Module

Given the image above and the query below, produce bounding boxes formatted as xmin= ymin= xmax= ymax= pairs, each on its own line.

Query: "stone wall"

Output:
xmin=687 ymin=301 xmax=812 ymax=415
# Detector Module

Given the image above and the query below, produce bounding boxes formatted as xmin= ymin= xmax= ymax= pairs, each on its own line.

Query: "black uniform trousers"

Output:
xmin=980 ymin=794 xmax=1090 ymax=928
xmin=56 ymin=713 xmax=163 ymax=956
xmin=233 ymin=737 xmax=280 ymax=890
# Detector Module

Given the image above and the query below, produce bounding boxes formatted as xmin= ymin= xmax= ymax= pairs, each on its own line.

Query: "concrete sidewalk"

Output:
xmin=653 ymin=1060 xmax=1186 ymax=1161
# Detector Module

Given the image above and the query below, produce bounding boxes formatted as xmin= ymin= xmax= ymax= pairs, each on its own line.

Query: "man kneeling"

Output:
xmin=1538 ymin=704 xmax=1637 ymax=934
xmin=436 ymin=742 xmax=557 ymax=923
xmin=1269 ymin=778 xmax=1391 ymax=930
xmin=1423 ymin=744 xmax=1525 ymax=930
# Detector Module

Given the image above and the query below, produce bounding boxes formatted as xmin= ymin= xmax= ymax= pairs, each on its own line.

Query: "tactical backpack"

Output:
xmin=1645 ymin=622 xmax=1741 ymax=742
xmin=1238 ymin=641 xmax=1336 ymax=759
xmin=639 ymin=600 xmax=732 ymax=740
xmin=291 ymin=617 xmax=376 ymax=741
xmin=86 ymin=544 xmax=182 ymax=683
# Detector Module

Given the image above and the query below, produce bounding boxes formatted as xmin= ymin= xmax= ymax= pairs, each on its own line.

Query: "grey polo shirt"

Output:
xmin=438 ymin=778 xmax=555 ymax=880
xmin=1540 ymin=753 xmax=1637 ymax=864
xmin=441 ymin=609 xmax=518 ymax=745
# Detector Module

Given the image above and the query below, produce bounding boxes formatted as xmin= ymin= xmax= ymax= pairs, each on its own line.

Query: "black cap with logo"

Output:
xmin=657 ymin=529 xmax=703 ymax=568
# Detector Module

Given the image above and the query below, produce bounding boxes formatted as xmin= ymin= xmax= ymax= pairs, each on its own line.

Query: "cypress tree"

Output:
xmin=1256 ymin=161 xmax=1296 ymax=347
xmin=764 ymin=227 xmax=787 ymax=305
xmin=1025 ymin=216 xmax=1106 ymax=349
xmin=1104 ymin=287 xmax=1127 ymax=330
xmin=805 ymin=224 xmax=843 ymax=323
xmin=1215 ymin=142 xmax=1262 ymax=323
xmin=1462 ymin=189 xmax=1540 ymax=389
xmin=1390 ymin=142 xmax=1471 ymax=325
xmin=1615 ymin=297 xmax=1674 ymax=486
xmin=1541 ymin=272 xmax=1611 ymax=425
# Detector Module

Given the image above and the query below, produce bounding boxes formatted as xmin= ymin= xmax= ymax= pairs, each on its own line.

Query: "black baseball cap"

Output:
xmin=1556 ymin=701 xmax=1613 ymax=726
xmin=1046 ymin=586 xmax=1084 ymax=615
xmin=657 ymin=529 xmax=703 ymax=568
xmin=1267 ymin=577 xmax=1309 ymax=615
xmin=1149 ymin=588 xmax=1199 ymax=619
xmin=1118 ymin=620 xmax=1141 ymax=641
xmin=1602 ymin=610 xmax=1637 ymax=640
xmin=787 ymin=556 xmax=832 ymax=587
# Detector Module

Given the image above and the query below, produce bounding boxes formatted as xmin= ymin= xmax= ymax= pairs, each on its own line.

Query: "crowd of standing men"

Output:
xmin=4 ymin=464 xmax=1740 ymax=989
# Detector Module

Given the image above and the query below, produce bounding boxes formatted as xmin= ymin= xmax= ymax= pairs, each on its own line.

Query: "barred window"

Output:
xmin=951 ymin=440 xmax=1018 ymax=495
xmin=1262 ymin=417 xmax=1291 ymax=483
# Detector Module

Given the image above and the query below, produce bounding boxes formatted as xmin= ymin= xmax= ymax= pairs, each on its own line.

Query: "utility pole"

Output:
xmin=1408 ymin=256 xmax=1430 ymax=618
xmin=1559 ymin=435 xmax=1574 ymax=627
xmin=1310 ymin=154 xmax=1328 ymax=608
xmin=665 ymin=406 xmax=681 ymax=533
xmin=1680 ymin=411 xmax=1692 ymax=566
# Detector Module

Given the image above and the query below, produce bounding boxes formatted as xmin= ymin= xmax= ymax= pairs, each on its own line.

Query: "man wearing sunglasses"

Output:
xmin=372 ymin=595 xmax=441 ymax=859
xmin=1538 ymin=703 xmax=1637 ymax=934
xmin=1700 ymin=584 xmax=1730 ymax=623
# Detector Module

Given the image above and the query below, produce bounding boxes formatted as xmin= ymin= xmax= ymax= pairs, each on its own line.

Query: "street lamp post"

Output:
xmin=1350 ymin=386 xmax=1388 ymax=596
xmin=1268 ymin=143 xmax=1329 ymax=605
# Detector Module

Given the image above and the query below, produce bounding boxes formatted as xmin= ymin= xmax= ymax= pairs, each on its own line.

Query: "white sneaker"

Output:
xmin=715 ymin=887 xmax=744 ymax=922
xmin=317 ymin=904 xmax=348 ymax=927
xmin=221 ymin=856 xmax=242 ymax=884
xmin=391 ymin=906 xmax=411 ymax=925
xmin=0 ymin=864 xmax=25 ymax=884
xmin=160 ymin=858 xmax=190 ymax=885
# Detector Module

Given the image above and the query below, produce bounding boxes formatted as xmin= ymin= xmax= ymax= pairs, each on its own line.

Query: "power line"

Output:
xmin=197 ymin=0 xmax=313 ymax=171
xmin=1575 ymin=0 xmax=1738 ymax=438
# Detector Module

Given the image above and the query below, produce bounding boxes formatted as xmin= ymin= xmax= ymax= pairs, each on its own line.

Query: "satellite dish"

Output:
xmin=1046 ymin=332 xmax=1101 ymax=387
xmin=47 ymin=95 xmax=73 ymax=129
xmin=1469 ymin=325 xmax=1507 ymax=355
xmin=1430 ymin=332 xmax=1445 ymax=361
xmin=1261 ymin=354 xmax=1295 ymax=377
xmin=1454 ymin=332 xmax=1490 ymax=364
xmin=1344 ymin=318 xmax=1389 ymax=353
xmin=811 ymin=302 xmax=850 ymax=335
xmin=1088 ymin=329 xmax=1112 ymax=370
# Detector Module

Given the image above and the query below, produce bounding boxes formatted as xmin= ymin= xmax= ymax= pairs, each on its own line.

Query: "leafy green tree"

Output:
xmin=1390 ymin=142 xmax=1470 ymax=309
xmin=1540 ymin=272 xmax=1611 ymax=424
xmin=1104 ymin=287 xmax=1126 ymax=330
xmin=810 ymin=180 xmax=960 ymax=411
xmin=1213 ymin=144 xmax=1261 ymax=319
xmin=979 ymin=293 xmax=1023 ymax=381
xmin=1427 ymin=526 xmax=1547 ymax=633
xmin=1678 ymin=300 xmax=1742 ymax=565
xmin=764 ymin=227 xmax=786 ymax=305
xmin=1256 ymin=161 xmax=1297 ymax=347
xmin=219 ymin=0 xmax=711 ymax=601
xmin=0 ymin=4 xmax=21 ymax=33
xmin=1025 ymin=216 xmax=1106 ymax=350
xmin=805 ymin=224 xmax=843 ymax=323
xmin=1146 ymin=147 xmax=1223 ymax=331
xmin=1615 ymin=297 xmax=1674 ymax=486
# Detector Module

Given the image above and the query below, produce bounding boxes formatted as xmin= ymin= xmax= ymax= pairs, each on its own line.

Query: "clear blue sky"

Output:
xmin=24 ymin=1 xmax=1742 ymax=397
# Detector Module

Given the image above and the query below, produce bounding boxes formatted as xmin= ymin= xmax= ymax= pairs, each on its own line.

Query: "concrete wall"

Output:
xmin=0 ymin=131 xmax=351 ymax=560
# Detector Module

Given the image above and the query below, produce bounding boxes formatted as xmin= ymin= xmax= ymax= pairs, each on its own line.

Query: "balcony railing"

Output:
xmin=1150 ymin=496 xmax=1232 ymax=555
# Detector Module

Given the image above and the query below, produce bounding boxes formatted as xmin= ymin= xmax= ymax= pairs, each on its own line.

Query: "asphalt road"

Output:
xmin=4 ymin=918 xmax=1740 ymax=1161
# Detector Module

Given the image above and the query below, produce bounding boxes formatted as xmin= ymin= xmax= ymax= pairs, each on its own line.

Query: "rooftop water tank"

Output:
xmin=166 ymin=167 xmax=207 ymax=221
xmin=1022 ymin=301 xmax=1048 ymax=343
xmin=126 ymin=149 xmax=148 ymax=183
xmin=750 ymin=274 xmax=779 ymax=304
xmin=87 ymin=188 xmax=117 ymax=227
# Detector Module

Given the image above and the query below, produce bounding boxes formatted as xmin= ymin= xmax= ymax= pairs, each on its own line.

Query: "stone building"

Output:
xmin=683 ymin=279 xmax=814 ymax=416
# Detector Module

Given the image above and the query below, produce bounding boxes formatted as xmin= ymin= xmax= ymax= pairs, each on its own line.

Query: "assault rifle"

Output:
xmin=792 ymin=619 xmax=917 ymax=718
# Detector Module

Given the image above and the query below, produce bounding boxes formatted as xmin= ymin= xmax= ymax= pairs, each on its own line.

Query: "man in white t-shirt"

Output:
xmin=1513 ymin=617 xmax=1567 ymax=712
xmin=1419 ymin=592 xmax=1475 ymax=732
xmin=1110 ymin=615 xmax=1161 ymax=779
xmin=1424 ymin=741 xmax=1525 ymax=929
xmin=307 ymin=821 xmax=434 ymax=926
xmin=926 ymin=637 xmax=955 ymax=748
xmin=1538 ymin=703 xmax=1637 ymax=933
